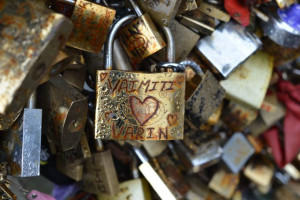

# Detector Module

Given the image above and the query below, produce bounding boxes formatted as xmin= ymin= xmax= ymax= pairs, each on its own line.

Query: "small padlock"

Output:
xmin=208 ymin=169 xmax=240 ymax=199
xmin=95 ymin=15 xmax=186 ymax=140
xmin=0 ymin=92 xmax=42 ymax=177
xmin=56 ymin=133 xmax=91 ymax=181
xmin=0 ymin=0 xmax=73 ymax=115
xmin=260 ymin=5 xmax=300 ymax=49
xmin=178 ymin=0 xmax=198 ymax=14
xmin=136 ymin=0 xmax=182 ymax=27
xmin=198 ymin=0 xmax=231 ymax=22
xmin=52 ymin=0 xmax=116 ymax=53
xmin=0 ymin=162 xmax=17 ymax=200
xmin=81 ymin=139 xmax=119 ymax=195
xmin=222 ymin=101 xmax=258 ymax=132
xmin=133 ymin=147 xmax=189 ymax=200
xmin=244 ymin=156 xmax=275 ymax=188
xmin=176 ymin=13 xmax=215 ymax=35
xmin=220 ymin=51 xmax=273 ymax=109
xmin=152 ymin=20 xmax=200 ymax=62
xmin=37 ymin=75 xmax=88 ymax=151
xmin=222 ymin=133 xmax=255 ymax=174
xmin=173 ymin=140 xmax=223 ymax=173
xmin=195 ymin=21 xmax=261 ymax=78
xmin=183 ymin=60 xmax=225 ymax=126
xmin=118 ymin=0 xmax=166 ymax=65
xmin=97 ymin=154 xmax=152 ymax=200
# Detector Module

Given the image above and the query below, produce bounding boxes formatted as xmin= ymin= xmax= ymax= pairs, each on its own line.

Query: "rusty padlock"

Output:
xmin=118 ymin=0 xmax=166 ymax=65
xmin=52 ymin=0 xmax=116 ymax=53
xmin=0 ymin=0 xmax=72 ymax=115
xmin=37 ymin=75 xmax=88 ymax=151
xmin=95 ymin=15 xmax=186 ymax=140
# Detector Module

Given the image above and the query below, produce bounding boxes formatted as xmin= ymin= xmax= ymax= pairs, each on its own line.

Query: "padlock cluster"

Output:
xmin=1 ymin=0 xmax=300 ymax=199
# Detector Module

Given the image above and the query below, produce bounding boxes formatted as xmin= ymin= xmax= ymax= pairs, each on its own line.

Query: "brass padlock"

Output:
xmin=0 ymin=162 xmax=17 ymax=200
xmin=195 ymin=21 xmax=261 ymax=78
xmin=37 ymin=75 xmax=88 ymax=151
xmin=178 ymin=0 xmax=198 ymax=14
xmin=52 ymin=0 xmax=116 ymax=53
xmin=0 ymin=92 xmax=42 ymax=177
xmin=222 ymin=101 xmax=258 ymax=132
xmin=118 ymin=0 xmax=166 ymax=65
xmin=81 ymin=139 xmax=119 ymax=195
xmin=56 ymin=133 xmax=91 ymax=181
xmin=0 ymin=0 xmax=73 ymax=115
xmin=136 ymin=0 xmax=182 ymax=27
xmin=95 ymin=15 xmax=186 ymax=140
xmin=220 ymin=51 xmax=273 ymax=109
xmin=208 ymin=169 xmax=240 ymax=199
xmin=183 ymin=60 xmax=225 ymax=126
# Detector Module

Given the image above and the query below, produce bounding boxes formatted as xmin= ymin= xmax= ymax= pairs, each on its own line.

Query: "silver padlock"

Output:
xmin=0 ymin=92 xmax=42 ymax=177
xmin=195 ymin=21 xmax=261 ymax=78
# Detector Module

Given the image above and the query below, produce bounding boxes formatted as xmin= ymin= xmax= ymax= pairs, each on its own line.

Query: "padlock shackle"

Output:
xmin=104 ymin=14 xmax=136 ymax=70
xmin=128 ymin=0 xmax=143 ymax=17
xmin=162 ymin=26 xmax=175 ymax=63
xmin=27 ymin=91 xmax=36 ymax=109
xmin=57 ymin=0 xmax=75 ymax=5
xmin=180 ymin=60 xmax=204 ymax=75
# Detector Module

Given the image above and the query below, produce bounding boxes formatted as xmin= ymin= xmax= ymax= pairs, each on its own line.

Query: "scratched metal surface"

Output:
xmin=0 ymin=0 xmax=72 ymax=115
xmin=95 ymin=70 xmax=186 ymax=140
xmin=195 ymin=21 xmax=261 ymax=78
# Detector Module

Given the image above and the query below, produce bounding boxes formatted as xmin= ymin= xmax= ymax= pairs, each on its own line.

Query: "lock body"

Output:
xmin=118 ymin=14 xmax=166 ymax=65
xmin=136 ymin=0 xmax=182 ymax=26
xmin=220 ymin=51 xmax=273 ymax=109
xmin=178 ymin=0 xmax=198 ymax=13
xmin=195 ymin=21 xmax=261 ymax=78
xmin=0 ymin=109 xmax=42 ymax=177
xmin=81 ymin=150 xmax=119 ymax=195
xmin=198 ymin=0 xmax=230 ymax=22
xmin=0 ymin=0 xmax=72 ymax=115
xmin=37 ymin=76 xmax=88 ymax=151
xmin=185 ymin=70 xmax=225 ymax=126
xmin=95 ymin=70 xmax=185 ymax=140
xmin=54 ymin=0 xmax=116 ymax=53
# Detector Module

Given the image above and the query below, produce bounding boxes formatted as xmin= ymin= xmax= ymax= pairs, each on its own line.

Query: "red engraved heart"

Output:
xmin=167 ymin=114 xmax=178 ymax=126
xmin=129 ymin=96 xmax=159 ymax=126
xmin=100 ymin=73 xmax=108 ymax=82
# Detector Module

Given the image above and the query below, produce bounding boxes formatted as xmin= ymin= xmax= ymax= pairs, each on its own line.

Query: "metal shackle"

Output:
xmin=104 ymin=14 xmax=136 ymax=70
xmin=180 ymin=60 xmax=204 ymax=75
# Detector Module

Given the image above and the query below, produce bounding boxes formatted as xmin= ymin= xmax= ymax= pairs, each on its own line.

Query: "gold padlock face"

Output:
xmin=119 ymin=14 xmax=166 ymax=65
xmin=95 ymin=70 xmax=185 ymax=140
xmin=67 ymin=0 xmax=116 ymax=53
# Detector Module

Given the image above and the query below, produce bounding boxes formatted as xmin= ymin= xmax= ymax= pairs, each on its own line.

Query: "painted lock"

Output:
xmin=95 ymin=15 xmax=186 ymax=140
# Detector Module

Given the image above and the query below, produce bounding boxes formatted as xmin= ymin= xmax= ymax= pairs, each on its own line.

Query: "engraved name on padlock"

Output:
xmin=95 ymin=15 xmax=186 ymax=140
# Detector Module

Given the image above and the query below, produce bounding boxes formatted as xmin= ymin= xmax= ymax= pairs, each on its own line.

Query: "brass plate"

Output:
xmin=95 ymin=70 xmax=185 ymax=140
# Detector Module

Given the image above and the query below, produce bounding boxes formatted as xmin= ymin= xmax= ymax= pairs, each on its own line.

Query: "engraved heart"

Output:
xmin=176 ymin=75 xmax=185 ymax=85
xmin=100 ymin=73 xmax=108 ymax=82
xmin=129 ymin=96 xmax=159 ymax=126
xmin=167 ymin=114 xmax=178 ymax=126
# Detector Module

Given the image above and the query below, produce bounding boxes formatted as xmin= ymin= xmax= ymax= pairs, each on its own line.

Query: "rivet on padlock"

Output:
xmin=37 ymin=75 xmax=88 ymax=151
xmin=0 ymin=0 xmax=73 ymax=115
xmin=95 ymin=15 xmax=186 ymax=140
xmin=118 ymin=0 xmax=166 ymax=65
xmin=52 ymin=0 xmax=116 ymax=53
xmin=0 ymin=92 xmax=42 ymax=177
xmin=182 ymin=60 xmax=225 ymax=126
